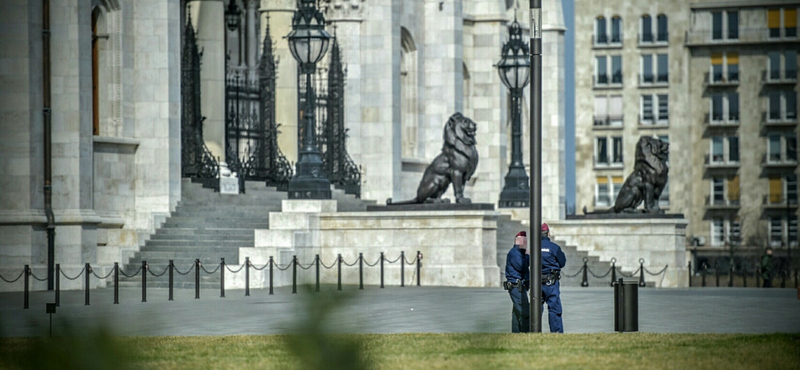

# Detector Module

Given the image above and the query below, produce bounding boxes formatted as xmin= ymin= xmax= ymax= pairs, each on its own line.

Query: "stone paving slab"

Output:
xmin=1 ymin=286 xmax=798 ymax=337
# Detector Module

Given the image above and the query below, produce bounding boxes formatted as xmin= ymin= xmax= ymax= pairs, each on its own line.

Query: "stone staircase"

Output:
xmin=495 ymin=215 xmax=614 ymax=287
xmin=118 ymin=179 xmax=375 ymax=288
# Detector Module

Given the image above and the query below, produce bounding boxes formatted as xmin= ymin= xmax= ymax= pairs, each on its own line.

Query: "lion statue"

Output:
xmin=608 ymin=136 xmax=669 ymax=213
xmin=388 ymin=112 xmax=479 ymax=205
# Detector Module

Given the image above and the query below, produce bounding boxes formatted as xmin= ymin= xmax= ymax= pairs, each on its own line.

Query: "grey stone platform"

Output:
xmin=1 ymin=287 xmax=798 ymax=337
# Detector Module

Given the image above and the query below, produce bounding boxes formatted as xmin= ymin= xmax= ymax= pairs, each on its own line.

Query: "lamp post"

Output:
xmin=497 ymin=18 xmax=531 ymax=208
xmin=286 ymin=0 xmax=332 ymax=199
xmin=529 ymin=0 xmax=543 ymax=333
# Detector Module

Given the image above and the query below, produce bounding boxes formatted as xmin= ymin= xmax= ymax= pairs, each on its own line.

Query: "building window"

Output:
xmin=729 ymin=136 xmax=739 ymax=162
xmin=657 ymin=54 xmax=668 ymax=82
xmin=711 ymin=52 xmax=738 ymax=83
xmin=611 ymin=56 xmax=622 ymax=84
xmin=788 ymin=174 xmax=798 ymax=203
xmin=712 ymin=218 xmax=741 ymax=247
xmin=656 ymin=14 xmax=668 ymax=42
xmin=711 ymin=137 xmax=724 ymax=162
xmin=768 ymin=51 xmax=798 ymax=81
xmin=641 ymin=15 xmax=653 ymax=43
xmin=788 ymin=134 xmax=798 ymax=161
xmin=611 ymin=16 xmax=622 ymax=43
xmin=709 ymin=93 xmax=738 ymax=123
xmin=769 ymin=8 xmax=798 ymax=39
xmin=712 ymin=177 xmax=724 ymax=204
xmin=768 ymin=90 xmax=798 ymax=121
xmin=596 ymin=16 xmax=607 ymax=44
xmin=640 ymin=94 xmax=668 ymax=124
xmin=595 ymin=95 xmax=624 ymax=127
xmin=641 ymin=55 xmax=653 ymax=83
xmin=730 ymin=220 xmax=741 ymax=245
xmin=712 ymin=12 xmax=723 ymax=40
xmin=657 ymin=94 xmax=668 ymax=123
xmin=728 ymin=176 xmax=740 ymax=204
xmin=596 ymin=177 xmax=611 ymax=207
xmin=712 ymin=11 xmax=738 ymax=41
xmin=709 ymin=136 xmax=739 ymax=164
xmin=712 ymin=219 xmax=724 ymax=246
xmin=770 ymin=217 xmax=783 ymax=247
xmin=641 ymin=54 xmax=668 ymax=84
xmin=728 ymin=11 xmax=739 ymax=39
xmin=790 ymin=216 xmax=799 ymax=246
xmin=769 ymin=175 xmax=781 ymax=203
xmin=596 ymin=56 xmax=608 ymax=84
xmin=769 ymin=134 xmax=782 ymax=162
xmin=787 ymin=51 xmax=798 ymax=79
xmin=767 ymin=174 xmax=796 ymax=204
xmin=612 ymin=176 xmax=624 ymax=202
xmin=595 ymin=136 xmax=623 ymax=166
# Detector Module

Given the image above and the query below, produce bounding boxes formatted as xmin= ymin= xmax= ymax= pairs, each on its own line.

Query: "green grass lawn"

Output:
xmin=2 ymin=333 xmax=799 ymax=370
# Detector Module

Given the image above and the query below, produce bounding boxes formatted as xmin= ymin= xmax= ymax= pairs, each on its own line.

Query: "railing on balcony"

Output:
xmin=593 ymin=154 xmax=624 ymax=168
xmin=762 ymin=153 xmax=798 ymax=167
xmin=704 ymin=154 xmax=739 ymax=168
xmin=706 ymin=112 xmax=739 ymax=126
xmin=763 ymin=195 xmax=799 ymax=207
xmin=592 ymin=34 xmax=623 ymax=47
xmin=704 ymin=72 xmax=739 ymax=86
xmin=638 ymin=73 xmax=668 ymax=86
xmin=762 ymin=112 xmax=798 ymax=128
xmin=639 ymin=32 xmax=669 ymax=46
xmin=705 ymin=195 xmax=740 ymax=207
xmin=763 ymin=69 xmax=799 ymax=84
xmin=593 ymin=115 xmax=624 ymax=128
xmin=686 ymin=28 xmax=798 ymax=45
xmin=593 ymin=74 xmax=622 ymax=89
xmin=638 ymin=114 xmax=668 ymax=127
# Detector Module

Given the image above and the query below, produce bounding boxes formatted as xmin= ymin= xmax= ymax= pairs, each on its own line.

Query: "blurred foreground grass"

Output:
xmin=1 ymin=333 xmax=799 ymax=370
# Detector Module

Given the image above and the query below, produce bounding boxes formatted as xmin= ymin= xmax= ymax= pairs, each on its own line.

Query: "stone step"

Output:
xmin=148 ymin=233 xmax=254 ymax=241
xmin=155 ymin=228 xmax=255 ymax=236
xmin=161 ymin=221 xmax=268 ymax=229
xmin=124 ymin=258 xmax=236 ymax=270
xmin=139 ymin=244 xmax=250 ymax=252
xmin=162 ymin=216 xmax=271 ymax=224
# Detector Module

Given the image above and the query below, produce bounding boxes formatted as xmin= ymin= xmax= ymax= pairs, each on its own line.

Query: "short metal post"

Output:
xmin=85 ymin=263 xmax=91 ymax=306
xmin=714 ymin=261 xmax=720 ymax=287
xmin=702 ymin=263 xmax=707 ymax=287
xmin=781 ymin=270 xmax=787 ymax=288
xmin=638 ymin=259 xmax=646 ymax=287
xmin=114 ymin=262 xmax=119 ymax=304
xmin=315 ymin=254 xmax=320 ymax=292
xmin=728 ymin=265 xmax=734 ymax=287
xmin=245 ymin=257 xmax=250 ymax=297
xmin=581 ymin=258 xmax=589 ymax=287
xmin=687 ymin=261 xmax=692 ymax=288
xmin=416 ymin=251 xmax=421 ymax=287
xmin=359 ymin=253 xmax=364 ymax=290
xmin=400 ymin=251 xmax=405 ymax=287
xmin=23 ymin=265 xmax=29 ymax=309
xmin=55 ymin=264 xmax=60 ymax=307
xmin=142 ymin=261 xmax=147 ymax=302
xmin=380 ymin=252 xmax=384 ymax=289
xmin=610 ymin=259 xmax=617 ymax=287
xmin=292 ymin=255 xmax=297 ymax=294
xmin=269 ymin=256 xmax=274 ymax=295
xmin=337 ymin=254 xmax=342 ymax=291
xmin=194 ymin=259 xmax=200 ymax=299
xmin=756 ymin=266 xmax=761 ymax=288
xmin=220 ymin=258 xmax=226 ymax=298
xmin=168 ymin=260 xmax=174 ymax=301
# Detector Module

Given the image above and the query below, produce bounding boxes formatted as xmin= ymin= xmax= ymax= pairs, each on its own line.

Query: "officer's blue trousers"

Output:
xmin=508 ymin=287 xmax=529 ymax=333
xmin=541 ymin=281 xmax=563 ymax=333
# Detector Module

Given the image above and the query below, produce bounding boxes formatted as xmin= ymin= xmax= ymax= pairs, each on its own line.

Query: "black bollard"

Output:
xmin=401 ymin=251 xmax=405 ymax=287
xmin=610 ymin=258 xmax=617 ymax=287
xmin=245 ymin=257 xmax=250 ymax=297
xmin=269 ymin=256 xmax=273 ymax=295
xmin=55 ymin=264 xmax=60 ymax=307
xmin=114 ymin=262 xmax=119 ymax=304
xmin=688 ymin=261 xmax=692 ymax=288
xmin=142 ymin=261 xmax=147 ymax=303
xmin=638 ymin=259 xmax=646 ymax=287
xmin=337 ymin=254 xmax=342 ymax=291
xmin=195 ymin=259 xmax=200 ymax=299
xmin=168 ymin=260 xmax=174 ymax=301
xmin=315 ymin=255 xmax=320 ymax=292
xmin=292 ymin=255 xmax=297 ymax=294
xmin=702 ymin=263 xmax=707 ymax=287
xmin=756 ymin=266 xmax=761 ymax=288
xmin=359 ymin=253 xmax=364 ymax=290
xmin=581 ymin=257 xmax=589 ymax=287
xmin=220 ymin=258 xmax=225 ymax=298
xmin=781 ymin=270 xmax=786 ymax=288
xmin=85 ymin=263 xmax=91 ymax=306
xmin=380 ymin=252 xmax=385 ymax=289
xmin=729 ymin=265 xmax=734 ymax=287
xmin=23 ymin=265 xmax=29 ymax=309
xmin=714 ymin=261 xmax=720 ymax=287
xmin=416 ymin=251 xmax=422 ymax=287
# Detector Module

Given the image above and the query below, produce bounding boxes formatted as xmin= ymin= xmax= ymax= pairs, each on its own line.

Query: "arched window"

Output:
xmin=657 ymin=14 xmax=668 ymax=42
xmin=641 ymin=14 xmax=652 ymax=43
xmin=595 ymin=16 xmax=607 ymax=44
xmin=611 ymin=16 xmax=622 ymax=43
xmin=400 ymin=27 xmax=419 ymax=159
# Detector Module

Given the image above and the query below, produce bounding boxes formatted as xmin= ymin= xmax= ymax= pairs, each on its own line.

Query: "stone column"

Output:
xmin=0 ymin=0 xmax=48 ymax=287
xmin=540 ymin=0 xmax=566 ymax=221
xmin=247 ymin=0 xmax=259 ymax=69
xmin=262 ymin=0 xmax=299 ymax=164
xmin=189 ymin=1 xmax=226 ymax=160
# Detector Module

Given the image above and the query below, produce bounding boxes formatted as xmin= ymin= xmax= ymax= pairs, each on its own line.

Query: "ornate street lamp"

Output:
xmin=497 ymin=18 xmax=531 ymax=208
xmin=224 ymin=0 xmax=241 ymax=32
xmin=286 ymin=0 xmax=332 ymax=199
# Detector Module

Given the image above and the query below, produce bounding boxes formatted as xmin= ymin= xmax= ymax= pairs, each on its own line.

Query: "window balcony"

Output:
xmin=686 ymin=28 xmax=797 ymax=46
xmin=762 ymin=195 xmax=799 ymax=210
xmin=593 ymin=75 xmax=623 ymax=90
xmin=592 ymin=34 xmax=623 ymax=49
xmin=593 ymin=155 xmax=624 ymax=170
xmin=705 ymin=196 xmax=740 ymax=210
xmin=593 ymin=115 xmax=624 ymax=129
xmin=638 ymin=73 xmax=668 ymax=87
xmin=639 ymin=32 xmax=669 ymax=47
xmin=761 ymin=112 xmax=798 ymax=130
xmin=762 ymin=69 xmax=798 ymax=85
xmin=705 ymin=112 xmax=740 ymax=127
xmin=703 ymin=72 xmax=739 ymax=87
xmin=762 ymin=153 xmax=798 ymax=169
xmin=704 ymin=154 xmax=739 ymax=172
xmin=638 ymin=114 xmax=669 ymax=128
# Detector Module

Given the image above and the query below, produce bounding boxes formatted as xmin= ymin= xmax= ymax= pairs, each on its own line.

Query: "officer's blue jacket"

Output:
xmin=541 ymin=236 xmax=566 ymax=274
xmin=505 ymin=246 xmax=530 ymax=282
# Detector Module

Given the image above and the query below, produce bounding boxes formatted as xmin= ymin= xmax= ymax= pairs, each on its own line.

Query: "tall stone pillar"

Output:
xmin=189 ymin=1 xmax=226 ymax=160
xmin=262 ymin=0 xmax=299 ymax=164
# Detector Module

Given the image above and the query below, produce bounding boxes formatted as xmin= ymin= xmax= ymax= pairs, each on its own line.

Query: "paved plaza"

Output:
xmin=1 ymin=286 xmax=798 ymax=337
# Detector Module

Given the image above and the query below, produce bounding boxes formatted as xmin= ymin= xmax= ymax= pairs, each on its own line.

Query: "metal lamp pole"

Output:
xmin=529 ymin=0 xmax=543 ymax=333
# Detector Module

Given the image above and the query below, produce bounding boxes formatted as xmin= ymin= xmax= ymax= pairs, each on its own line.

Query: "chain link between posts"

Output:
xmin=92 ymin=268 xmax=115 ymax=280
xmin=148 ymin=265 xmax=169 ymax=277
xmin=0 ymin=270 xmax=25 ymax=283
xmin=30 ymin=271 xmax=49 ymax=282
xmin=61 ymin=267 xmax=87 ymax=280
xmin=175 ymin=264 xmax=194 ymax=275
xmin=200 ymin=263 xmax=221 ymax=275
xmin=587 ymin=266 xmax=613 ymax=279
xmin=225 ymin=264 xmax=245 ymax=273
xmin=644 ymin=265 xmax=669 ymax=276
xmin=364 ymin=257 xmax=381 ymax=267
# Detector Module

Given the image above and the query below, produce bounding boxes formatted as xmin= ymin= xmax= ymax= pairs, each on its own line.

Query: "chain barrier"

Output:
xmin=320 ymin=258 xmax=336 ymax=269
xmin=0 ymin=270 xmax=25 ymax=283
xmin=148 ymin=265 xmax=169 ymax=277
xmin=342 ymin=258 xmax=359 ymax=267
xmin=275 ymin=261 xmax=293 ymax=271
xmin=225 ymin=263 xmax=245 ymax=273
xmin=175 ymin=264 xmax=195 ymax=275
xmin=587 ymin=266 xmax=613 ymax=279
xmin=30 ymin=271 xmax=49 ymax=282
xmin=385 ymin=255 xmax=402 ymax=264
xmin=60 ymin=267 xmax=86 ymax=281
xmin=200 ymin=263 xmax=221 ymax=275
xmin=92 ymin=269 xmax=114 ymax=280
xmin=250 ymin=262 xmax=269 ymax=271
xmin=615 ymin=267 xmax=640 ymax=278
xmin=363 ymin=257 xmax=381 ymax=267
xmin=644 ymin=265 xmax=669 ymax=276
xmin=297 ymin=260 xmax=315 ymax=270
xmin=119 ymin=266 xmax=142 ymax=278
xmin=404 ymin=256 xmax=418 ymax=265
xmin=562 ymin=266 xmax=584 ymax=278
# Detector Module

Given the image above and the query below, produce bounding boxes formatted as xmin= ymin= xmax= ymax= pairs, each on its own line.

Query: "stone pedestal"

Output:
xmin=548 ymin=217 xmax=689 ymax=288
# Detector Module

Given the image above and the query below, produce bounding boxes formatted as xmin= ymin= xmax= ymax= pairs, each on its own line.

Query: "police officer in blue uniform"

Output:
xmin=504 ymin=231 xmax=530 ymax=333
xmin=540 ymin=223 xmax=566 ymax=333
